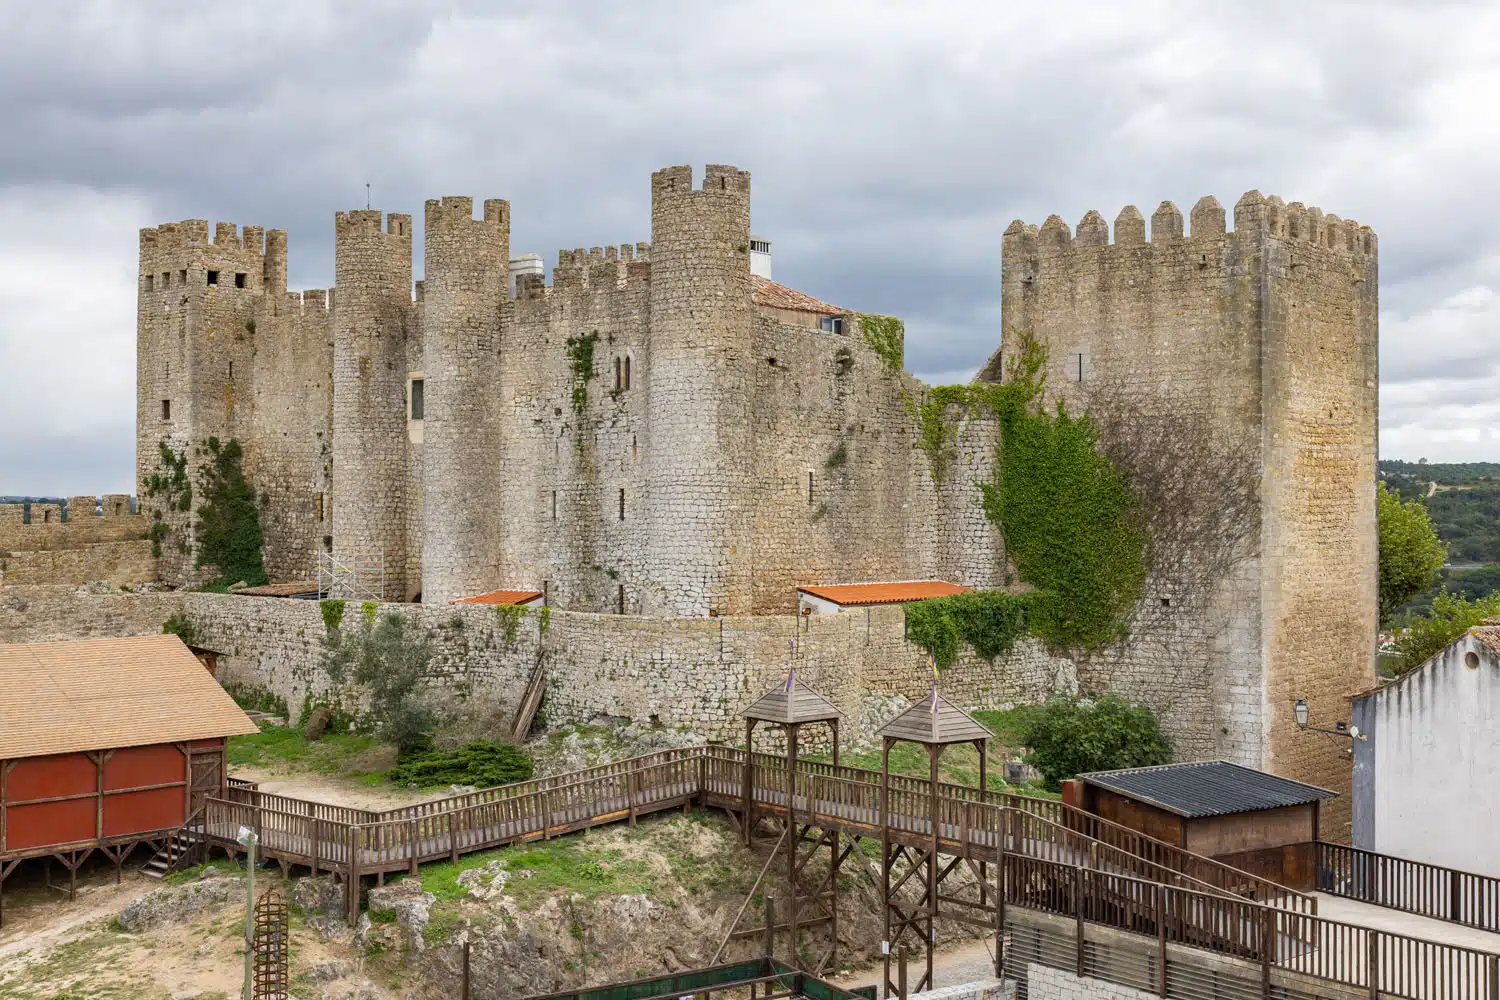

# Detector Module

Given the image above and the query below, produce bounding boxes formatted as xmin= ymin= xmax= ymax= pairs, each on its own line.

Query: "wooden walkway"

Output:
xmin=200 ymin=746 xmax=1500 ymax=1000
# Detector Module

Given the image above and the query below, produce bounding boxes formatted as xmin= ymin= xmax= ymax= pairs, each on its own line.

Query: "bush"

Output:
xmin=1392 ymin=590 xmax=1500 ymax=675
xmin=905 ymin=590 xmax=1036 ymax=668
xmin=388 ymin=742 xmax=534 ymax=789
xmin=1021 ymin=694 xmax=1172 ymax=791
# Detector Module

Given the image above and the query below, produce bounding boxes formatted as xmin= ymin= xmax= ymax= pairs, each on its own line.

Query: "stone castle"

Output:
xmin=4 ymin=162 xmax=1379 ymax=830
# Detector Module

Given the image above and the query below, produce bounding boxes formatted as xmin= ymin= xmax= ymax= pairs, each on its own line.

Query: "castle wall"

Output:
xmin=0 ymin=541 xmax=156 ymax=587
xmin=331 ymin=210 xmax=413 ymax=598
xmin=0 ymin=589 xmax=1074 ymax=743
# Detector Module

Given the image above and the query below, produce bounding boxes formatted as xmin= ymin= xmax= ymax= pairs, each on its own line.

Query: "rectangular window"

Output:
xmin=614 ymin=357 xmax=622 ymax=391
xmin=808 ymin=471 xmax=814 ymax=504
xmin=161 ymin=399 xmax=171 ymax=420
xmin=228 ymin=360 xmax=233 ymax=379
xmin=315 ymin=493 xmax=325 ymax=521
xmin=163 ymin=271 xmax=172 ymax=288
xmin=234 ymin=272 xmax=247 ymax=289
xmin=145 ymin=274 xmax=154 ymax=291
xmin=543 ymin=580 xmax=550 ymax=606
xmin=818 ymin=316 xmax=844 ymax=335
xmin=617 ymin=584 xmax=625 ymax=615
xmin=552 ymin=490 xmax=557 ymax=521
xmin=618 ymin=487 xmax=625 ymax=521
xmin=206 ymin=270 xmax=219 ymax=286
xmin=409 ymin=378 xmax=424 ymax=419
xmin=178 ymin=269 xmax=187 ymax=285
xmin=624 ymin=356 xmax=631 ymax=389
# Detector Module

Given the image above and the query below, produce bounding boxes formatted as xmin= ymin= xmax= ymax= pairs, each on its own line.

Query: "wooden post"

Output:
xmin=409 ymin=819 xmax=420 ymax=875
xmin=309 ymin=816 xmax=319 ymax=875
xmin=448 ymin=812 xmax=459 ymax=863
xmin=1156 ymin=883 xmax=1167 ymax=999
xmin=764 ymin=892 xmax=777 ymax=958
xmin=1261 ymin=905 xmax=1273 ymax=1000
xmin=743 ymin=718 xmax=757 ymax=846
xmin=461 ymin=938 xmax=471 ymax=1000
xmin=1075 ymin=866 xmax=1085 ymax=978
xmin=786 ymin=722 xmax=799 ymax=959
xmin=977 ymin=738 xmax=988 ymax=910
xmin=1367 ymin=929 xmax=1379 ymax=1000
xmin=926 ymin=744 xmax=941 ymax=993
xmin=627 ymin=768 xmax=638 ymax=827
xmin=898 ymin=948 xmax=908 ymax=1000
xmin=996 ymin=812 xmax=1007 ymax=982
xmin=347 ymin=826 xmax=361 ymax=925
xmin=881 ymin=738 xmax=893 ymax=999
xmin=543 ymin=790 xmax=552 ymax=841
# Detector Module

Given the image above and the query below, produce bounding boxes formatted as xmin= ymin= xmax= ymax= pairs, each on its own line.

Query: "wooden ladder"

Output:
xmin=141 ymin=811 xmax=204 ymax=880
xmin=509 ymin=658 xmax=548 ymax=741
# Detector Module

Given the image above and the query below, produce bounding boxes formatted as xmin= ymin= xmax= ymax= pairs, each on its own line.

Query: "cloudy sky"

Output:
xmin=2 ymin=0 xmax=1498 ymax=494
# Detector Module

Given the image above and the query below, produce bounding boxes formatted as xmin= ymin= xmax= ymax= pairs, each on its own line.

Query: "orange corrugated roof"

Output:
xmin=796 ymin=580 xmax=971 ymax=606
xmin=231 ymin=580 xmax=319 ymax=598
xmin=752 ymin=275 xmax=844 ymax=315
xmin=454 ymin=589 xmax=544 ymax=606
xmin=0 ymin=635 xmax=259 ymax=759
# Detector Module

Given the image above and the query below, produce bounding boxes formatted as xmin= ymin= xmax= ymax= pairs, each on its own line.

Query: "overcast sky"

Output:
xmin=2 ymin=1 xmax=1498 ymax=495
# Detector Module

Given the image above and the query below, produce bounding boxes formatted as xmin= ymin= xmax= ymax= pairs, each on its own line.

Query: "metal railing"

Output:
xmin=1318 ymin=842 xmax=1500 ymax=935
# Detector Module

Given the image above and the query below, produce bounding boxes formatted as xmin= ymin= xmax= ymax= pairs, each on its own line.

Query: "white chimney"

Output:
xmin=749 ymin=236 xmax=772 ymax=280
xmin=508 ymin=253 xmax=544 ymax=296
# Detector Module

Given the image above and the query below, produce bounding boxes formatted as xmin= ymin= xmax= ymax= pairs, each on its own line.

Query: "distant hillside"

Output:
xmin=1381 ymin=461 xmax=1500 ymax=617
xmin=1379 ymin=459 xmax=1500 ymax=485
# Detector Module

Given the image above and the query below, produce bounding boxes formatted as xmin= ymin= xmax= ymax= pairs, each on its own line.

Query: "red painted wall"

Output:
xmin=104 ymin=745 xmax=184 ymax=791
xmin=6 ymin=799 xmax=95 ymax=851
xmin=6 ymin=755 xmax=94 ymax=801
xmin=104 ymin=786 xmax=183 ymax=838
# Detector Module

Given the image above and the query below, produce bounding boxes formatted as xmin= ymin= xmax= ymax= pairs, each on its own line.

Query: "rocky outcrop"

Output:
xmin=118 ymin=869 xmax=241 ymax=932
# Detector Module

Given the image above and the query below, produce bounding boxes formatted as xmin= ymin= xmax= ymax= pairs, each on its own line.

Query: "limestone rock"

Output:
xmin=366 ymin=877 xmax=436 ymax=952
xmin=304 ymin=706 xmax=333 ymax=741
xmin=118 ymin=872 xmax=240 ymax=932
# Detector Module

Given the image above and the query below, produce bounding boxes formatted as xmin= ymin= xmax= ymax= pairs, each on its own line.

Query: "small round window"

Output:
xmin=1465 ymin=651 xmax=1480 ymax=670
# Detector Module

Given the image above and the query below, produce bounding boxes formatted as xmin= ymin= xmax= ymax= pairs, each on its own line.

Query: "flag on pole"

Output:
xmin=929 ymin=652 xmax=939 ymax=714
xmin=786 ymin=639 xmax=796 ymax=693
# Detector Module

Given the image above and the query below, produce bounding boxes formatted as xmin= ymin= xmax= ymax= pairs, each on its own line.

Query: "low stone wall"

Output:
xmin=0 ymin=588 xmax=1075 ymax=743
xmin=1025 ymin=965 xmax=1153 ymax=1000
xmin=0 ymin=540 xmax=157 ymax=586
xmin=912 ymin=978 xmax=1014 ymax=1000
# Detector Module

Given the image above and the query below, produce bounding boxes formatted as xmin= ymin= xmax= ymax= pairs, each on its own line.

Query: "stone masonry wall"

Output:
xmin=1 ymin=541 xmax=156 ymax=587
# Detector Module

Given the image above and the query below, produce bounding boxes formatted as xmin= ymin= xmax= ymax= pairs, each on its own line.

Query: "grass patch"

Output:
xmin=416 ymin=834 xmax=655 ymax=909
xmin=163 ymin=860 xmax=245 ymax=886
xmin=227 ymin=723 xmax=385 ymax=779
xmin=388 ymin=742 xmax=533 ymax=789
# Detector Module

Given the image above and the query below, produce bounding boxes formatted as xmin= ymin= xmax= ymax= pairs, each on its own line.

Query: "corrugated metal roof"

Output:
xmin=797 ymin=580 xmax=971 ymax=607
xmin=454 ymin=589 xmax=544 ymax=606
xmin=1079 ymin=760 xmax=1337 ymax=818
xmin=0 ymin=635 xmax=260 ymax=759
xmin=875 ymin=691 xmax=994 ymax=746
xmin=741 ymin=676 xmax=843 ymax=725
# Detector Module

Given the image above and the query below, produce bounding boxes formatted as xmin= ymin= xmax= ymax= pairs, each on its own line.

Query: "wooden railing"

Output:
xmin=1010 ymin=853 xmax=1500 ymax=1000
xmin=1319 ymin=842 xmax=1500 ymax=935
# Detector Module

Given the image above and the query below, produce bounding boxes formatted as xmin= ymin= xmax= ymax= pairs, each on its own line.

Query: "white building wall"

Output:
xmin=1358 ymin=633 xmax=1500 ymax=877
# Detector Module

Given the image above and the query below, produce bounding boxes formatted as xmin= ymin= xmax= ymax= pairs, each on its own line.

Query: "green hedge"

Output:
xmin=388 ymin=742 xmax=534 ymax=789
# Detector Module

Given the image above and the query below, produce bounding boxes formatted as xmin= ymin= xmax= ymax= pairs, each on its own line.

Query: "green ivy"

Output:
xmin=906 ymin=335 xmax=1146 ymax=657
xmin=857 ymin=314 xmax=904 ymax=373
xmin=162 ymin=613 xmax=199 ymax=648
xmin=537 ymin=604 xmax=551 ymax=634
xmin=905 ymin=591 xmax=1037 ymax=669
xmin=194 ymin=437 xmax=267 ymax=588
xmin=144 ymin=441 xmax=192 ymax=512
xmin=494 ymin=604 xmax=525 ymax=645
xmin=320 ymin=599 xmax=347 ymax=633
xmin=566 ymin=331 xmax=600 ymax=418
xmin=361 ymin=600 xmax=379 ymax=624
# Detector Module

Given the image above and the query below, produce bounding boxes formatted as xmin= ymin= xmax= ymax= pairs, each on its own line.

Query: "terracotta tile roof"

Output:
xmin=0 ymin=635 xmax=259 ymax=760
xmin=1471 ymin=626 xmax=1500 ymax=657
xmin=752 ymin=275 xmax=844 ymax=315
xmin=454 ymin=589 xmax=544 ymax=606
xmin=230 ymin=580 xmax=319 ymax=598
xmin=796 ymin=580 xmax=971 ymax=606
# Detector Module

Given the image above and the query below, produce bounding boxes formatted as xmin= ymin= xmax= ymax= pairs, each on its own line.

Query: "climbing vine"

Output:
xmin=143 ymin=441 xmax=191 ymax=556
xmin=857 ymin=314 xmax=904 ymax=373
xmin=494 ymin=603 xmax=525 ymax=645
xmin=906 ymin=334 xmax=1147 ymax=657
xmin=320 ymin=599 xmax=347 ymax=633
xmin=566 ymin=331 xmax=599 ymax=417
xmin=194 ymin=437 xmax=267 ymax=588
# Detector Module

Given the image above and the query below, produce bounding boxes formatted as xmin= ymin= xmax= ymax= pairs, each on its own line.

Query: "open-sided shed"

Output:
xmin=0 ymin=634 xmax=257 ymax=922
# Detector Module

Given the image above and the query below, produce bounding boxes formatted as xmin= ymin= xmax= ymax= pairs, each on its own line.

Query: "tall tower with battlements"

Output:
xmin=331 ymin=209 xmax=413 ymax=599
xmin=991 ymin=190 xmax=1379 ymax=837
xmin=421 ymin=196 xmax=510 ymax=605
xmin=136 ymin=218 xmax=283 ymax=584
xmin=644 ymin=165 xmax=755 ymax=617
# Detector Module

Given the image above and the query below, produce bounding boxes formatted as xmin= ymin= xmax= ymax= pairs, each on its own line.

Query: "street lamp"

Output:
xmin=1293 ymin=698 xmax=1366 ymax=740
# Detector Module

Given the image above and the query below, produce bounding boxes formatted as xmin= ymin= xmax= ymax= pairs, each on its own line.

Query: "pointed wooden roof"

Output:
xmin=741 ymin=677 xmax=844 ymax=725
xmin=875 ymin=690 xmax=994 ymax=746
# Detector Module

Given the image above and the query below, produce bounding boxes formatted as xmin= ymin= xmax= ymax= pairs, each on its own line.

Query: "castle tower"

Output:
xmin=420 ymin=196 xmax=510 ymax=605
xmin=331 ymin=209 xmax=413 ymax=599
xmin=136 ymin=219 xmax=273 ymax=585
xmin=645 ymin=165 xmax=755 ymax=616
xmin=992 ymin=192 xmax=1378 ymax=839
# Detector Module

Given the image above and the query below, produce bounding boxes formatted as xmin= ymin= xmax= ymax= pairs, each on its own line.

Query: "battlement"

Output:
xmin=651 ymin=164 xmax=751 ymax=199
xmin=282 ymin=289 xmax=330 ymax=313
xmin=140 ymin=219 xmax=277 ymax=257
xmin=424 ymin=196 xmax=508 ymax=229
xmin=334 ymin=210 xmax=413 ymax=240
xmin=0 ymin=495 xmax=143 ymax=545
xmin=1003 ymin=191 xmax=1376 ymax=257
xmin=552 ymin=241 xmax=651 ymax=292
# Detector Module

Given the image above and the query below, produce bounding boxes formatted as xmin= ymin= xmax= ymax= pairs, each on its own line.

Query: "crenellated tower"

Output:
xmin=991 ymin=190 xmax=1379 ymax=838
xmin=644 ymin=165 xmax=755 ymax=616
xmin=420 ymin=196 xmax=510 ymax=605
xmin=136 ymin=218 xmax=282 ymax=585
xmin=331 ymin=209 xmax=413 ymax=599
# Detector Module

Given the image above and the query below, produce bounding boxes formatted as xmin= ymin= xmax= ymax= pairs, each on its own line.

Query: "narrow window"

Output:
xmin=410 ymin=378 xmax=424 ymax=419
xmin=632 ymin=434 xmax=637 ymax=459
xmin=543 ymin=580 xmax=550 ymax=605
xmin=228 ymin=360 xmax=234 ymax=379
xmin=618 ymin=487 xmax=625 ymax=521
xmin=114 ymin=501 xmax=124 ymax=516
xmin=206 ymin=270 xmax=219 ymax=286
xmin=43 ymin=509 xmax=52 ymax=524
xmin=315 ymin=493 xmax=325 ymax=521
xmin=323 ymin=534 xmax=333 ymax=552
xmin=552 ymin=490 xmax=558 ymax=521
xmin=614 ymin=357 xmax=622 ymax=391
xmin=163 ymin=271 xmax=171 ymax=288
xmin=234 ymin=272 xmax=247 ymax=289
xmin=161 ymin=399 xmax=171 ymax=420
xmin=808 ymin=471 xmax=815 ymax=504
xmin=178 ymin=269 xmax=187 ymax=285
xmin=145 ymin=274 xmax=154 ymax=291
xmin=624 ymin=356 xmax=632 ymax=389
xmin=617 ymin=584 xmax=625 ymax=615
xmin=165 ymin=361 xmax=170 ymax=379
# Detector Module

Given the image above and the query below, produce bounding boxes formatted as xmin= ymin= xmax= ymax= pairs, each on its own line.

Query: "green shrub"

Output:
xmin=388 ymin=741 xmax=534 ymax=789
xmin=905 ymin=591 xmax=1036 ymax=668
xmin=1393 ymin=590 xmax=1500 ymax=675
xmin=1020 ymin=694 xmax=1172 ymax=790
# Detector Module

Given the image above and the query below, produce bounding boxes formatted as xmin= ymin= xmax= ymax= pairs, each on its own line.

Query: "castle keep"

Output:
xmin=125 ymin=165 xmax=1378 ymax=827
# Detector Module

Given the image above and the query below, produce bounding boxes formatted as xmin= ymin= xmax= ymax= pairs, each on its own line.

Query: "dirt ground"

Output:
xmin=231 ymin=764 xmax=450 ymax=813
